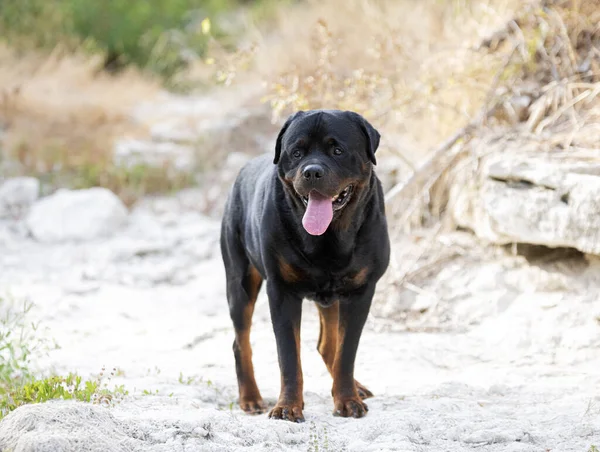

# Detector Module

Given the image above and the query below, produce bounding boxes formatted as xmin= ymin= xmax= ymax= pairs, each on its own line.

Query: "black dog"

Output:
xmin=220 ymin=109 xmax=390 ymax=422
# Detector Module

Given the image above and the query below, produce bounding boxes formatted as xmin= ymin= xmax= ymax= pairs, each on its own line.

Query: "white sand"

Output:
xmin=1 ymin=192 xmax=599 ymax=451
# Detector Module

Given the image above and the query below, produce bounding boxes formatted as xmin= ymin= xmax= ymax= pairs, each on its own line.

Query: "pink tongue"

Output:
xmin=302 ymin=191 xmax=333 ymax=236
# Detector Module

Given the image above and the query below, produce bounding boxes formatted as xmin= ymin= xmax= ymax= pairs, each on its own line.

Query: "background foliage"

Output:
xmin=0 ymin=0 xmax=268 ymax=80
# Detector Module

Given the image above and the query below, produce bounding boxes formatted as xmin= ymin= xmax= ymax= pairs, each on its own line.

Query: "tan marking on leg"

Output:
xmin=236 ymin=265 xmax=265 ymax=414
xmin=317 ymin=301 xmax=339 ymax=374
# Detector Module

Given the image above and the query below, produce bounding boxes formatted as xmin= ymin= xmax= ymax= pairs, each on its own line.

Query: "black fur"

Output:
xmin=220 ymin=109 xmax=390 ymax=422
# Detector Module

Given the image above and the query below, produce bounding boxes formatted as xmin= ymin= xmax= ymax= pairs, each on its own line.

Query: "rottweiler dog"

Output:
xmin=220 ymin=109 xmax=390 ymax=422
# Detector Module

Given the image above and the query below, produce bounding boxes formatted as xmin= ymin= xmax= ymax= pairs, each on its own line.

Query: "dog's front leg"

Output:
xmin=267 ymin=281 xmax=305 ymax=422
xmin=331 ymin=283 xmax=375 ymax=418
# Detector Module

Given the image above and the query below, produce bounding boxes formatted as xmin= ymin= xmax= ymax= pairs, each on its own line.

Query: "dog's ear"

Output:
xmin=346 ymin=111 xmax=380 ymax=165
xmin=274 ymin=111 xmax=305 ymax=164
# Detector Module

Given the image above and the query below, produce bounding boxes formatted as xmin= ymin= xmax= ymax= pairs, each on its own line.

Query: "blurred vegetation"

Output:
xmin=0 ymin=0 xmax=278 ymax=82
xmin=1 ymin=0 xmax=597 ymax=209
xmin=9 ymin=141 xmax=196 ymax=207
xmin=0 ymin=297 xmax=43 ymax=395
xmin=0 ymin=0 xmax=285 ymax=206
xmin=263 ymin=1 xmax=599 ymax=126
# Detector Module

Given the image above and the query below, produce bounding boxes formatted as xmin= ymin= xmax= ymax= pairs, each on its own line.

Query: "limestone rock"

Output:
xmin=451 ymin=149 xmax=600 ymax=254
xmin=113 ymin=139 xmax=196 ymax=170
xmin=0 ymin=177 xmax=40 ymax=219
xmin=26 ymin=188 xmax=128 ymax=242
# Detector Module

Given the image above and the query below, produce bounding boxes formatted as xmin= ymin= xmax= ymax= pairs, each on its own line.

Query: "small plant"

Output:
xmin=178 ymin=372 xmax=204 ymax=386
xmin=589 ymin=446 xmax=599 ymax=452
xmin=142 ymin=389 xmax=160 ymax=396
xmin=0 ymin=365 xmax=129 ymax=418
xmin=308 ymin=422 xmax=331 ymax=452
xmin=0 ymin=372 xmax=128 ymax=417
xmin=0 ymin=296 xmax=47 ymax=393
xmin=146 ymin=366 xmax=162 ymax=377
xmin=92 ymin=366 xmax=128 ymax=406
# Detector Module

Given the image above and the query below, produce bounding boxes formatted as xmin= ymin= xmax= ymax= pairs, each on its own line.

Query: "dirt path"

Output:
xmin=1 ymin=190 xmax=599 ymax=451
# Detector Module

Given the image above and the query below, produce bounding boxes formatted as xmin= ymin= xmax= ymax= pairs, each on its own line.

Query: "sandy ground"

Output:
xmin=1 ymin=186 xmax=600 ymax=452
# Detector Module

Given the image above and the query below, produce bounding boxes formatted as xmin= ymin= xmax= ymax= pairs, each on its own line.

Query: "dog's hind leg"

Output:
xmin=221 ymin=232 xmax=265 ymax=414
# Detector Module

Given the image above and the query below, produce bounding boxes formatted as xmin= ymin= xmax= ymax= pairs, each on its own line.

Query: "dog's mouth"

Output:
xmin=300 ymin=185 xmax=353 ymax=212
xmin=298 ymin=185 xmax=354 ymax=236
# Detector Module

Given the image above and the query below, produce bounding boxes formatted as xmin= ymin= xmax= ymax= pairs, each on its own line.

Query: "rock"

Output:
xmin=0 ymin=177 xmax=40 ymax=219
xmin=451 ymin=147 xmax=600 ymax=254
xmin=410 ymin=292 xmax=438 ymax=313
xmin=0 ymin=401 xmax=141 ymax=452
xmin=26 ymin=188 xmax=128 ymax=243
xmin=113 ymin=139 xmax=196 ymax=170
xmin=115 ymin=88 xmax=276 ymax=173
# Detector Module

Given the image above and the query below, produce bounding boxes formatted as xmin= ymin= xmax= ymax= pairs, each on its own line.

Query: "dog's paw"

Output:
xmin=240 ymin=396 xmax=267 ymax=414
xmin=268 ymin=402 xmax=305 ymax=423
xmin=333 ymin=396 xmax=369 ymax=418
xmin=355 ymin=380 xmax=373 ymax=400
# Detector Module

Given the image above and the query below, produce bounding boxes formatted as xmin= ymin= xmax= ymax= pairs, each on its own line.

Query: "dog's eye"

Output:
xmin=333 ymin=148 xmax=343 ymax=156
xmin=292 ymin=150 xmax=303 ymax=159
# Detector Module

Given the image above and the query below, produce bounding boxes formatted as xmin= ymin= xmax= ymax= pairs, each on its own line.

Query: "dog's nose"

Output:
xmin=303 ymin=164 xmax=324 ymax=180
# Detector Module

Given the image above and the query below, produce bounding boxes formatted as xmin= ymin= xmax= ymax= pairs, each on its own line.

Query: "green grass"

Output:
xmin=1 ymin=372 xmax=128 ymax=417
xmin=178 ymin=371 xmax=204 ymax=386
xmin=0 ymin=296 xmax=128 ymax=419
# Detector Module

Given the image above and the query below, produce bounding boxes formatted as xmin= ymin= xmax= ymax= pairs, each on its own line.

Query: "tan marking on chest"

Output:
xmin=351 ymin=267 xmax=369 ymax=286
xmin=278 ymin=256 xmax=305 ymax=283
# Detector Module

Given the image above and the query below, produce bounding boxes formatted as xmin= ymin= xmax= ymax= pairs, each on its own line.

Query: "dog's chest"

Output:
xmin=276 ymin=239 xmax=374 ymax=305
xmin=298 ymin=266 xmax=369 ymax=306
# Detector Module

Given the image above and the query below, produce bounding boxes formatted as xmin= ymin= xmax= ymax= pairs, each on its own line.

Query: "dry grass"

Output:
xmin=229 ymin=0 xmax=523 ymax=159
xmin=210 ymin=0 xmax=598 ymax=182
xmin=0 ymin=45 xmax=157 ymax=155
xmin=0 ymin=46 xmax=197 ymax=204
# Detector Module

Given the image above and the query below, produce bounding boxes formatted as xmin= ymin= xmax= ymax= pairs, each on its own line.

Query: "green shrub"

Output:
xmin=0 ymin=0 xmax=265 ymax=81
xmin=65 ymin=0 xmax=222 ymax=77
xmin=0 ymin=0 xmax=71 ymax=49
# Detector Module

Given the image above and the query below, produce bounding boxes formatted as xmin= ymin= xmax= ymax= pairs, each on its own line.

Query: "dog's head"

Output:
xmin=273 ymin=110 xmax=380 ymax=236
